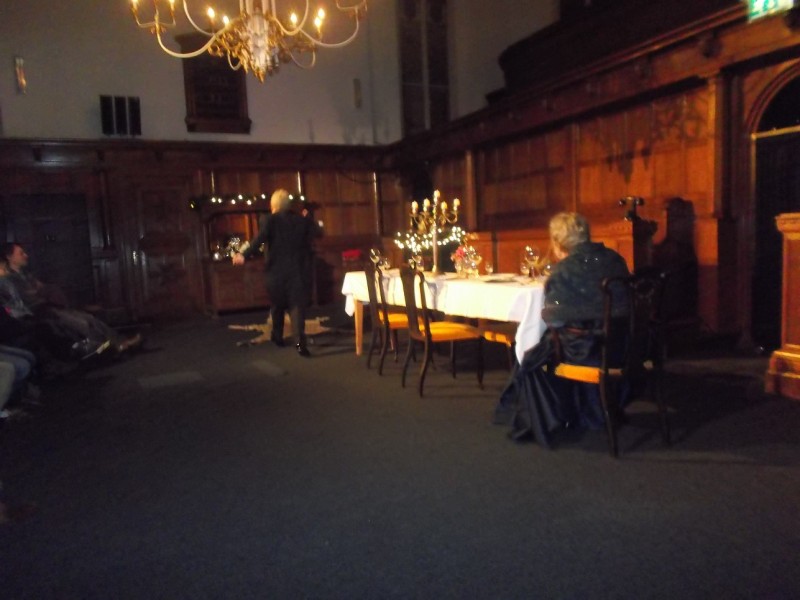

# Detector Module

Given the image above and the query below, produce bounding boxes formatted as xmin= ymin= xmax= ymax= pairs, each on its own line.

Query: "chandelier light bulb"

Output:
xmin=290 ymin=12 xmax=298 ymax=25
xmin=207 ymin=7 xmax=215 ymax=20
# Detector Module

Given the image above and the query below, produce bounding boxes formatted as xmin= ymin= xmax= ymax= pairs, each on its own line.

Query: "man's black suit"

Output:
xmin=244 ymin=208 xmax=318 ymax=347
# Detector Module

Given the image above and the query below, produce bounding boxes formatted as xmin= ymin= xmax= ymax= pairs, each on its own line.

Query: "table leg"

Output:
xmin=354 ymin=300 xmax=364 ymax=356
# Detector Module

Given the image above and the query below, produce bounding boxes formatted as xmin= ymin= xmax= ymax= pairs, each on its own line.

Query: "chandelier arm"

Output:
xmin=227 ymin=53 xmax=245 ymax=71
xmin=288 ymin=50 xmax=317 ymax=69
xmin=156 ymin=29 xmax=218 ymax=58
xmin=181 ymin=0 xmax=215 ymax=37
xmin=297 ymin=18 xmax=361 ymax=49
xmin=134 ymin=13 xmax=176 ymax=31
xmin=334 ymin=0 xmax=367 ymax=12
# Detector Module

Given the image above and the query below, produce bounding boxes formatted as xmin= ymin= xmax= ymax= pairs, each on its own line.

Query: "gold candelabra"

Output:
xmin=409 ymin=190 xmax=460 ymax=273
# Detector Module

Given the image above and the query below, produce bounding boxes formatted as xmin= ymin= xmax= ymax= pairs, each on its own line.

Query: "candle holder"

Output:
xmin=408 ymin=190 xmax=460 ymax=273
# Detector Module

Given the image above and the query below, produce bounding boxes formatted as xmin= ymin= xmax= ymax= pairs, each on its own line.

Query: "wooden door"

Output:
xmin=116 ymin=173 xmax=205 ymax=320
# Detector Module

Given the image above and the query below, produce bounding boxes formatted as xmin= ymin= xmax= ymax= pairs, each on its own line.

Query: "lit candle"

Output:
xmin=433 ymin=189 xmax=440 ymax=200
xmin=411 ymin=201 xmax=418 ymax=214
xmin=441 ymin=201 xmax=447 ymax=211
xmin=423 ymin=198 xmax=431 ymax=212
xmin=453 ymin=198 xmax=460 ymax=211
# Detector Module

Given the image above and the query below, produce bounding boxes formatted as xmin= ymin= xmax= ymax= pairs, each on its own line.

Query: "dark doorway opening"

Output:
xmin=753 ymin=134 xmax=800 ymax=349
xmin=1 ymin=194 xmax=95 ymax=309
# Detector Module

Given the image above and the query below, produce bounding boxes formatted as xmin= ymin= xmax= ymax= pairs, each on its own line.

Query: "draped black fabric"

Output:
xmin=495 ymin=329 xmax=607 ymax=448
xmin=494 ymin=240 xmax=630 ymax=448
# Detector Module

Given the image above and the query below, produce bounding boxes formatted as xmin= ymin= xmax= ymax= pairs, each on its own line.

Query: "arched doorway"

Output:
xmin=752 ymin=76 xmax=800 ymax=349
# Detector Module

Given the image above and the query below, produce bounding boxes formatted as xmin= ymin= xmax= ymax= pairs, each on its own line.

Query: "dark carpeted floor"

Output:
xmin=1 ymin=310 xmax=799 ymax=599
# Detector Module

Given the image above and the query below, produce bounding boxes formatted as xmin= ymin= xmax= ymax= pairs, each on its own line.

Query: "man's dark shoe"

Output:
xmin=296 ymin=343 xmax=310 ymax=357
xmin=271 ymin=334 xmax=286 ymax=347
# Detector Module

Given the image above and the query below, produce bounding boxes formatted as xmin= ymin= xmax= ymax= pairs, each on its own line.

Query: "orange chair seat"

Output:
xmin=428 ymin=322 xmax=482 ymax=342
xmin=380 ymin=312 xmax=409 ymax=329
xmin=481 ymin=324 xmax=516 ymax=347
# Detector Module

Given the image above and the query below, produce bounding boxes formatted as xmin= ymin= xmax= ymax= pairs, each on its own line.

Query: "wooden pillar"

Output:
xmin=766 ymin=213 xmax=800 ymax=400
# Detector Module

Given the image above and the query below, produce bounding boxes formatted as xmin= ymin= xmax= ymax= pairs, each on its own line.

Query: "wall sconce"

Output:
xmin=14 ymin=56 xmax=26 ymax=94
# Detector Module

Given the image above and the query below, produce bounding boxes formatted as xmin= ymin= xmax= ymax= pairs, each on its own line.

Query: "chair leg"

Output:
xmin=366 ymin=327 xmax=379 ymax=369
xmin=598 ymin=375 xmax=619 ymax=458
xmin=401 ymin=339 xmax=415 ymax=388
xmin=377 ymin=325 xmax=390 ymax=375
xmin=477 ymin=338 xmax=484 ymax=389
xmin=653 ymin=370 xmax=671 ymax=446
xmin=392 ymin=330 xmax=400 ymax=362
xmin=418 ymin=341 xmax=433 ymax=397
xmin=450 ymin=341 xmax=457 ymax=378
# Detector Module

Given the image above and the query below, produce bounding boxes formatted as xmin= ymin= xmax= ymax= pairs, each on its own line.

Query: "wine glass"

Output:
xmin=519 ymin=262 xmax=530 ymax=277
xmin=523 ymin=245 xmax=540 ymax=277
xmin=369 ymin=248 xmax=382 ymax=266
xmin=411 ymin=252 xmax=424 ymax=271
xmin=380 ymin=257 xmax=392 ymax=270
xmin=484 ymin=261 xmax=494 ymax=275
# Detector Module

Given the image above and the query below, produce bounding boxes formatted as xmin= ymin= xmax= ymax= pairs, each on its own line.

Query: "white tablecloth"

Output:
xmin=341 ymin=270 xmax=546 ymax=363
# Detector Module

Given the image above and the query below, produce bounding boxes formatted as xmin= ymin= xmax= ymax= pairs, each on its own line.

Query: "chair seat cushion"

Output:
xmin=551 ymin=362 xmax=624 ymax=384
xmin=429 ymin=322 xmax=481 ymax=342
xmin=482 ymin=329 xmax=515 ymax=346
xmin=380 ymin=313 xmax=409 ymax=328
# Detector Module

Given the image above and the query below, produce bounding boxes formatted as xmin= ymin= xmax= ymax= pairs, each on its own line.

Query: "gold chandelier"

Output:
xmin=130 ymin=0 xmax=367 ymax=81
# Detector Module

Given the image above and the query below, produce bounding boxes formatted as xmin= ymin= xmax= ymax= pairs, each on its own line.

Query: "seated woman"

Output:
xmin=495 ymin=212 xmax=630 ymax=447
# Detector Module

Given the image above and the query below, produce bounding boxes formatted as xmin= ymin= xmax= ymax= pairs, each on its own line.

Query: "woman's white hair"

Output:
xmin=270 ymin=189 xmax=291 ymax=213
xmin=549 ymin=212 xmax=590 ymax=253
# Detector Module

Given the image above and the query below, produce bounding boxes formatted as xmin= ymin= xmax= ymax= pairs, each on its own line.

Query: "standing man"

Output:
xmin=233 ymin=189 xmax=319 ymax=357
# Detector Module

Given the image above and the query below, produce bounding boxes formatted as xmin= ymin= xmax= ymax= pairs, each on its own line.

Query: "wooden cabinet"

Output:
xmin=202 ymin=207 xmax=270 ymax=316
xmin=766 ymin=213 xmax=800 ymax=400
xmin=204 ymin=259 xmax=268 ymax=316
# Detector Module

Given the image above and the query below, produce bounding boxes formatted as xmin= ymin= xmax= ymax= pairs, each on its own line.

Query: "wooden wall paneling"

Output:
xmin=336 ymin=169 xmax=378 ymax=235
xmin=379 ymin=172 xmax=407 ymax=240
xmin=304 ymin=170 xmax=342 ymax=235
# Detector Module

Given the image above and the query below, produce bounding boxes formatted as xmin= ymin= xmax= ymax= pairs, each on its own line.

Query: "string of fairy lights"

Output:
xmin=394 ymin=226 xmax=465 ymax=253
xmin=189 ymin=193 xmax=307 ymax=211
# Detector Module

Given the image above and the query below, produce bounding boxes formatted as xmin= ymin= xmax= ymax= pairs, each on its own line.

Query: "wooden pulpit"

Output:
xmin=766 ymin=213 xmax=800 ymax=400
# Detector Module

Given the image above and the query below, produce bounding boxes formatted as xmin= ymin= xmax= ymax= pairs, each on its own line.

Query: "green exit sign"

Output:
xmin=748 ymin=0 xmax=795 ymax=21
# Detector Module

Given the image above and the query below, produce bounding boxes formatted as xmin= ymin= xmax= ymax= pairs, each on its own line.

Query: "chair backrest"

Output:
xmin=364 ymin=262 xmax=390 ymax=329
xmin=399 ymin=266 xmax=431 ymax=343
xmin=601 ymin=269 xmax=666 ymax=377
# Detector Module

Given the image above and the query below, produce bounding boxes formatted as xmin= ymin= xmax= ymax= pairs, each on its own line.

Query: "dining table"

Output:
xmin=341 ymin=270 xmax=546 ymax=364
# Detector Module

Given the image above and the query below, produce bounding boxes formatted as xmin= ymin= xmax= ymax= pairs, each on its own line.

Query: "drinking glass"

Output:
xmin=484 ymin=261 xmax=494 ymax=275
xmin=519 ymin=262 xmax=530 ymax=277
xmin=523 ymin=245 xmax=540 ymax=277
xmin=369 ymin=248 xmax=382 ymax=266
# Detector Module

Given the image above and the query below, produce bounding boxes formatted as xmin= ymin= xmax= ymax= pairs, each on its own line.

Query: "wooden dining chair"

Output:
xmin=399 ymin=266 xmax=484 ymax=396
xmin=364 ymin=262 xmax=408 ymax=375
xmin=479 ymin=321 xmax=518 ymax=371
xmin=549 ymin=269 xmax=670 ymax=457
